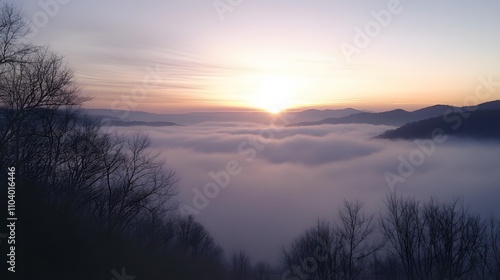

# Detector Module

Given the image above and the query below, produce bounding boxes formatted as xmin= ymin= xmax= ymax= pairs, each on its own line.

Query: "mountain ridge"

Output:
xmin=377 ymin=109 xmax=500 ymax=140
xmin=85 ymin=107 xmax=365 ymax=125
xmin=289 ymin=100 xmax=500 ymax=127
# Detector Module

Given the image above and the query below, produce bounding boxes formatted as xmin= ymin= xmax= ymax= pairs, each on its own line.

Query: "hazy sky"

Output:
xmin=18 ymin=0 xmax=500 ymax=112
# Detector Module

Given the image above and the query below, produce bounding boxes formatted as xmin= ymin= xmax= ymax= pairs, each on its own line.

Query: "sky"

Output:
xmin=18 ymin=0 xmax=500 ymax=112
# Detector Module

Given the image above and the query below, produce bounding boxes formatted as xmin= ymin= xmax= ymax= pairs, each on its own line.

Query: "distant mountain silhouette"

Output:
xmin=290 ymin=108 xmax=364 ymax=123
xmin=289 ymin=105 xmax=455 ymax=127
xmin=86 ymin=108 xmax=365 ymax=125
xmin=103 ymin=120 xmax=180 ymax=127
xmin=473 ymin=99 xmax=500 ymax=110
xmin=377 ymin=110 xmax=500 ymax=140
xmin=289 ymin=100 xmax=500 ymax=127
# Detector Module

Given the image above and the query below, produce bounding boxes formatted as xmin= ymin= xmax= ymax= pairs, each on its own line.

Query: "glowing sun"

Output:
xmin=254 ymin=75 xmax=296 ymax=114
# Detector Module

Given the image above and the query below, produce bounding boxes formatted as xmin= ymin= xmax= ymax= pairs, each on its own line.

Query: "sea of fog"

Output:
xmin=115 ymin=122 xmax=500 ymax=264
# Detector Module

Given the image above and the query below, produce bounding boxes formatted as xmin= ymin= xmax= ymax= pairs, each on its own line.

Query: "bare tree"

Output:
xmin=92 ymin=133 xmax=178 ymax=233
xmin=380 ymin=194 xmax=431 ymax=280
xmin=230 ymin=250 xmax=252 ymax=280
xmin=0 ymin=47 xmax=84 ymax=113
xmin=0 ymin=4 xmax=86 ymax=172
xmin=283 ymin=221 xmax=339 ymax=280
xmin=380 ymin=194 xmax=485 ymax=280
xmin=52 ymin=116 xmax=117 ymax=212
xmin=252 ymin=261 xmax=273 ymax=280
xmin=0 ymin=47 xmax=87 ymax=170
xmin=0 ymin=3 xmax=35 ymax=66
xmin=424 ymin=198 xmax=484 ymax=279
xmin=480 ymin=217 xmax=500 ymax=280
xmin=283 ymin=200 xmax=380 ymax=280
xmin=127 ymin=211 xmax=177 ymax=252
xmin=336 ymin=200 xmax=381 ymax=280
xmin=174 ymin=215 xmax=224 ymax=263
xmin=371 ymin=253 xmax=402 ymax=280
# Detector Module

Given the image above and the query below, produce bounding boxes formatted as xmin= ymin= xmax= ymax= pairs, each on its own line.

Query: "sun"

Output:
xmin=257 ymin=93 xmax=288 ymax=114
xmin=254 ymin=75 xmax=296 ymax=114
xmin=268 ymin=107 xmax=282 ymax=114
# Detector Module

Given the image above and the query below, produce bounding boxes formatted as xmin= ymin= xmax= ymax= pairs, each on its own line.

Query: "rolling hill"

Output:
xmin=289 ymin=100 xmax=500 ymax=127
xmin=377 ymin=110 xmax=500 ymax=140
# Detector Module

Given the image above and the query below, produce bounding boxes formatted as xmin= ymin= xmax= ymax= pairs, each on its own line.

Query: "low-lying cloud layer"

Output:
xmin=119 ymin=122 xmax=500 ymax=264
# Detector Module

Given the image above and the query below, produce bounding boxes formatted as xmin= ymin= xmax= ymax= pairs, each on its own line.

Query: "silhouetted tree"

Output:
xmin=0 ymin=3 xmax=34 ymax=66
xmin=337 ymin=200 xmax=381 ymax=280
xmin=380 ymin=194 xmax=433 ymax=280
xmin=252 ymin=261 xmax=273 ymax=280
xmin=480 ymin=217 xmax=500 ymax=280
xmin=128 ymin=212 xmax=177 ymax=251
xmin=283 ymin=201 xmax=380 ymax=280
xmin=380 ymin=194 xmax=485 ymax=280
xmin=425 ymin=198 xmax=483 ymax=279
xmin=44 ymin=113 xmax=110 ymax=212
xmin=90 ymin=133 xmax=178 ymax=233
xmin=175 ymin=215 xmax=225 ymax=263
xmin=230 ymin=250 xmax=252 ymax=280
xmin=0 ymin=47 xmax=86 ymax=171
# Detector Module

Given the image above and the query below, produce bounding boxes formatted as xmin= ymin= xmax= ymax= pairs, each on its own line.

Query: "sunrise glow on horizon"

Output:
xmin=19 ymin=0 xmax=500 ymax=113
